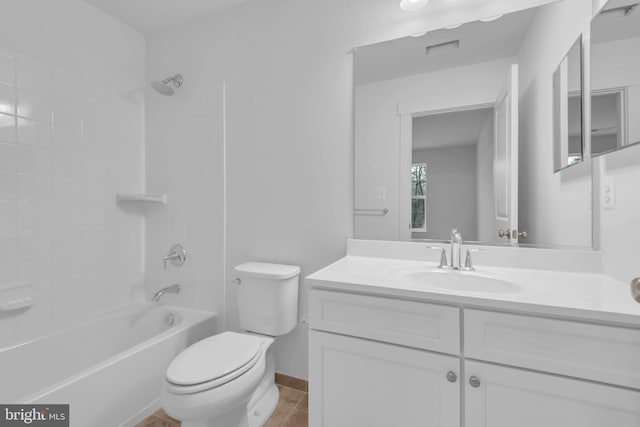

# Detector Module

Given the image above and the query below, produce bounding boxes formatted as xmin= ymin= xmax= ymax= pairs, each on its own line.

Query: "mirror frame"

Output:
xmin=553 ymin=34 xmax=586 ymax=173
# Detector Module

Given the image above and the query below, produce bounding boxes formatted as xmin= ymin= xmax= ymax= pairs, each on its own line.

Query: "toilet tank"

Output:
xmin=234 ymin=262 xmax=300 ymax=336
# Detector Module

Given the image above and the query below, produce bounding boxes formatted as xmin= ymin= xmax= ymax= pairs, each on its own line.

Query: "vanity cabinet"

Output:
xmin=308 ymin=289 xmax=640 ymax=427
xmin=465 ymin=361 xmax=640 ymax=427
xmin=309 ymin=331 xmax=460 ymax=427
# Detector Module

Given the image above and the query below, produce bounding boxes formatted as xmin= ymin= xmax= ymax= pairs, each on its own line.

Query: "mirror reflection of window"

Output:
xmin=411 ymin=108 xmax=492 ymax=241
xmin=411 ymin=164 xmax=427 ymax=232
xmin=590 ymin=0 xmax=640 ymax=155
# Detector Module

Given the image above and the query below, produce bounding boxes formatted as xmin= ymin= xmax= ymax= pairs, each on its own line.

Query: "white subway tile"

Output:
xmin=0 ymin=200 xmax=16 ymax=229
xmin=52 ymin=149 xmax=84 ymax=177
xmin=0 ymin=47 xmax=14 ymax=59
xmin=17 ymin=201 xmax=50 ymax=229
xmin=0 ymin=143 xmax=15 ymax=172
xmin=17 ymin=254 xmax=52 ymax=285
xmin=0 ymin=172 xmax=16 ymax=200
xmin=0 ymin=113 xmax=16 ymax=143
xmin=51 ymin=176 xmax=83 ymax=202
xmin=52 ymin=98 xmax=81 ymax=129
xmin=0 ymin=256 xmax=17 ymax=286
xmin=0 ymin=83 xmax=15 ymax=115
xmin=52 ymin=124 xmax=81 ymax=151
xmin=0 ymin=229 xmax=17 ymax=257
xmin=0 ymin=55 xmax=15 ymax=87
xmin=17 ymin=145 xmax=51 ymax=174
xmin=17 ymin=228 xmax=51 ymax=256
xmin=17 ymin=60 xmax=51 ymax=96
xmin=17 ymin=173 xmax=51 ymax=201
xmin=17 ymin=90 xmax=51 ymax=122
xmin=17 ymin=118 xmax=51 ymax=147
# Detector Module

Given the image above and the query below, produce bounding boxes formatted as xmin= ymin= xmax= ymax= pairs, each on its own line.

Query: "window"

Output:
xmin=411 ymin=163 xmax=426 ymax=232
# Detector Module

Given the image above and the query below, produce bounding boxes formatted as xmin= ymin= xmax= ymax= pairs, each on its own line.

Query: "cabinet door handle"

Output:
xmin=446 ymin=371 xmax=457 ymax=383
xmin=469 ymin=376 xmax=481 ymax=388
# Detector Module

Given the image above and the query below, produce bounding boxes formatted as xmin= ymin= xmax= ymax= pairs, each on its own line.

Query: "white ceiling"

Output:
xmin=413 ymin=107 xmax=493 ymax=151
xmin=355 ymin=7 xmax=536 ymax=85
xmin=84 ymin=0 xmax=249 ymax=35
xmin=592 ymin=0 xmax=640 ymax=44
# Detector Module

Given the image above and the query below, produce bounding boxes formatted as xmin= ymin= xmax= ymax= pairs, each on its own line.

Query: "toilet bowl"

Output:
xmin=161 ymin=262 xmax=300 ymax=427
xmin=162 ymin=332 xmax=277 ymax=427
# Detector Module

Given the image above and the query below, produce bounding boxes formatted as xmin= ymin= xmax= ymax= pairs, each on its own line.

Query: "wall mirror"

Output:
xmin=590 ymin=0 xmax=640 ymax=156
xmin=354 ymin=0 xmax=593 ymax=249
xmin=553 ymin=36 xmax=584 ymax=172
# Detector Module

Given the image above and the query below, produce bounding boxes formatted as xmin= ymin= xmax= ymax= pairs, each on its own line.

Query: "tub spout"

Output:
xmin=152 ymin=284 xmax=180 ymax=302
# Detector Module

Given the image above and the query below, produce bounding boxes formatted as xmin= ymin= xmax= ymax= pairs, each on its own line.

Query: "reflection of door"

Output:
xmin=494 ymin=64 xmax=519 ymax=244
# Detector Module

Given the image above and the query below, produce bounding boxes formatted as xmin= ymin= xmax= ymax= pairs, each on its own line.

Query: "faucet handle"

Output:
xmin=428 ymin=246 xmax=449 ymax=269
xmin=163 ymin=244 xmax=187 ymax=270
xmin=463 ymin=248 xmax=484 ymax=271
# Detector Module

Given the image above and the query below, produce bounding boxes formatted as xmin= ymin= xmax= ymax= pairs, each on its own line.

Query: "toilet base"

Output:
xmin=248 ymin=384 xmax=279 ymax=427
xmin=182 ymin=407 xmax=249 ymax=427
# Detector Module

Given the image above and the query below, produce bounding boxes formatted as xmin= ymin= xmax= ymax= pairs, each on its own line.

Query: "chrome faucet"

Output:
xmin=152 ymin=284 xmax=181 ymax=302
xmin=163 ymin=244 xmax=187 ymax=270
xmin=430 ymin=230 xmax=481 ymax=271
xmin=450 ymin=228 xmax=463 ymax=269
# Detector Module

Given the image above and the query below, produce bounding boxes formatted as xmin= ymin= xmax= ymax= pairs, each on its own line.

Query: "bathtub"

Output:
xmin=0 ymin=304 xmax=217 ymax=427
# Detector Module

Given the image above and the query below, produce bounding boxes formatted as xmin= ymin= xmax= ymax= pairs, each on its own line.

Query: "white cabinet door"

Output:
xmin=309 ymin=330 xmax=460 ymax=427
xmin=465 ymin=361 xmax=640 ymax=427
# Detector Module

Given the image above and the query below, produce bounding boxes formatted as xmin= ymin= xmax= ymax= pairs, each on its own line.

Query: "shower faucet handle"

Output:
xmin=163 ymin=244 xmax=187 ymax=270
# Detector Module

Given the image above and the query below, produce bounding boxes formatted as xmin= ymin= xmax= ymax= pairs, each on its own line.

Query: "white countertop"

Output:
xmin=306 ymin=255 xmax=640 ymax=327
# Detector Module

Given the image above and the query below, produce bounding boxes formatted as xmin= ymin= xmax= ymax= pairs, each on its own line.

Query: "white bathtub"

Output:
xmin=0 ymin=304 xmax=217 ymax=426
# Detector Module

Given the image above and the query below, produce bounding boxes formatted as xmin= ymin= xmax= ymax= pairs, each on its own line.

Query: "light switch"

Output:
xmin=603 ymin=177 xmax=615 ymax=210
xmin=374 ymin=187 xmax=386 ymax=200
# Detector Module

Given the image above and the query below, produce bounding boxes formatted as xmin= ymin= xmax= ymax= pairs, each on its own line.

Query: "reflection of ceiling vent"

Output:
xmin=600 ymin=3 xmax=639 ymax=17
xmin=425 ymin=40 xmax=460 ymax=56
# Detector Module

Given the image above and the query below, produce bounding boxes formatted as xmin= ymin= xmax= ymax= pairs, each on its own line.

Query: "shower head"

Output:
xmin=151 ymin=74 xmax=183 ymax=96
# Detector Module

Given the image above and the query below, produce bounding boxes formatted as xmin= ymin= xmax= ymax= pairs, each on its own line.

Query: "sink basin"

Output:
xmin=398 ymin=269 xmax=521 ymax=293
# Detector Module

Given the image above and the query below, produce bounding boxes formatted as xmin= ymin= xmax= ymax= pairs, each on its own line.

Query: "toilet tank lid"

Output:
xmin=235 ymin=262 xmax=301 ymax=279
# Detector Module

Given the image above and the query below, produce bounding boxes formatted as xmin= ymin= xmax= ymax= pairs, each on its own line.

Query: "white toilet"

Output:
xmin=161 ymin=262 xmax=300 ymax=427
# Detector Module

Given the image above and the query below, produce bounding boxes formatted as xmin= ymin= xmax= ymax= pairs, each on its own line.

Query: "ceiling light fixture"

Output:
xmin=444 ymin=23 xmax=463 ymax=29
xmin=480 ymin=14 xmax=503 ymax=22
xmin=411 ymin=31 xmax=429 ymax=37
xmin=400 ymin=0 xmax=429 ymax=12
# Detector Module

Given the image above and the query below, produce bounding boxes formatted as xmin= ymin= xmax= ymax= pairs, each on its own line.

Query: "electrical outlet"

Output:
xmin=603 ymin=177 xmax=616 ymax=210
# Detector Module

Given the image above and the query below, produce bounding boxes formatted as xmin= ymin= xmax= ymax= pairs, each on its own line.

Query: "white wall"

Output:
xmin=355 ymin=57 xmax=514 ymax=240
xmin=412 ymin=146 xmax=478 ymax=240
xmin=145 ymin=0 xmax=559 ymax=380
xmin=517 ymin=0 xmax=592 ymax=248
xmin=476 ymin=115 xmax=495 ymax=242
xmin=593 ymin=36 xmax=640 ymax=282
xmin=0 ymin=0 xmax=146 ymax=348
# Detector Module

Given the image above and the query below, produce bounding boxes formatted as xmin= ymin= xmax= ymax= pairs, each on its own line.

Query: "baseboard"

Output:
xmin=275 ymin=372 xmax=308 ymax=392
xmin=119 ymin=398 xmax=161 ymax=427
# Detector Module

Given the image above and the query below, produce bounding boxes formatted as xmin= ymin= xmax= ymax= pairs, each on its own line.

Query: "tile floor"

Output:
xmin=136 ymin=381 xmax=308 ymax=427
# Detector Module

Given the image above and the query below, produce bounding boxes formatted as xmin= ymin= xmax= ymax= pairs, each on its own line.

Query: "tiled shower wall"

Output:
xmin=0 ymin=0 xmax=146 ymax=348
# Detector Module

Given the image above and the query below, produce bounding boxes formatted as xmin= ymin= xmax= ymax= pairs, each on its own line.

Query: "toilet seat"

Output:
xmin=165 ymin=332 xmax=263 ymax=394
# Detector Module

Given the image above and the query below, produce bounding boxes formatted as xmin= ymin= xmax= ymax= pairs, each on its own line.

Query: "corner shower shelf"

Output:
xmin=0 ymin=285 xmax=38 ymax=311
xmin=116 ymin=193 xmax=167 ymax=204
